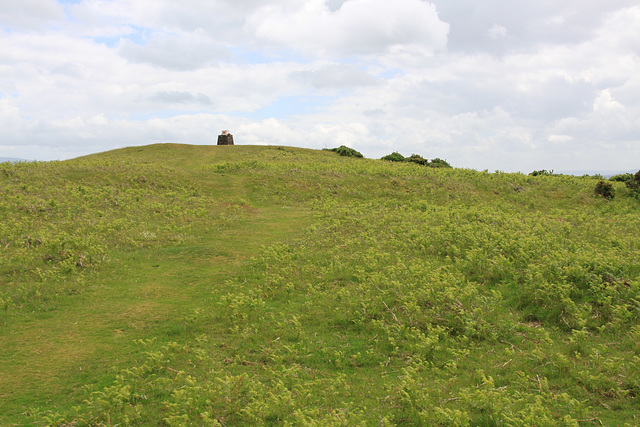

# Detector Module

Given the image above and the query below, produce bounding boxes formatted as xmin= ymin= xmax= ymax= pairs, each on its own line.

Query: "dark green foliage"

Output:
xmin=380 ymin=152 xmax=452 ymax=168
xmin=529 ymin=169 xmax=555 ymax=176
xmin=594 ymin=180 xmax=615 ymax=200
xmin=624 ymin=170 xmax=640 ymax=194
xmin=406 ymin=154 xmax=429 ymax=166
xmin=429 ymin=157 xmax=452 ymax=168
xmin=609 ymin=173 xmax=633 ymax=183
xmin=328 ymin=145 xmax=363 ymax=158
xmin=381 ymin=152 xmax=405 ymax=162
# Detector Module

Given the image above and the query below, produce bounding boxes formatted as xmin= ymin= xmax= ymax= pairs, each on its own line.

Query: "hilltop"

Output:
xmin=1 ymin=144 xmax=639 ymax=425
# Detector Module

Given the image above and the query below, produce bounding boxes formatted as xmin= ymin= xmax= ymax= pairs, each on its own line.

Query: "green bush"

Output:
xmin=609 ymin=173 xmax=633 ymax=183
xmin=429 ymin=158 xmax=452 ymax=168
xmin=594 ymin=180 xmax=615 ymax=200
xmin=381 ymin=152 xmax=405 ymax=162
xmin=381 ymin=153 xmax=452 ymax=168
xmin=529 ymin=169 xmax=555 ymax=176
xmin=406 ymin=154 xmax=429 ymax=166
xmin=624 ymin=170 xmax=640 ymax=194
xmin=328 ymin=146 xmax=364 ymax=158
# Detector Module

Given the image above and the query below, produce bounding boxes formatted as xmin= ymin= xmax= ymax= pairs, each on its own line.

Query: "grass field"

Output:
xmin=1 ymin=144 xmax=639 ymax=425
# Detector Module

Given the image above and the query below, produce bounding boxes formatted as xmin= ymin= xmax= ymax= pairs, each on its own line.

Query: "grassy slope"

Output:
xmin=1 ymin=144 xmax=639 ymax=426
xmin=0 ymin=145 xmax=315 ymax=423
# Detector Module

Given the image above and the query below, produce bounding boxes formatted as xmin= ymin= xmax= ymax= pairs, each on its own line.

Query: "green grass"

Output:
xmin=1 ymin=144 xmax=639 ymax=425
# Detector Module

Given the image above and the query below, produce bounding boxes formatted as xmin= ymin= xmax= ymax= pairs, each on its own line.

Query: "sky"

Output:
xmin=1 ymin=0 xmax=639 ymax=172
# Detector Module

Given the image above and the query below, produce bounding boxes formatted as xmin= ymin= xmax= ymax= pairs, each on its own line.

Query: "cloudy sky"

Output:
xmin=1 ymin=0 xmax=639 ymax=172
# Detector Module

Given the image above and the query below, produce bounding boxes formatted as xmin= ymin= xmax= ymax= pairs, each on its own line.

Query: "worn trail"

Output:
xmin=0 ymin=206 xmax=312 ymax=423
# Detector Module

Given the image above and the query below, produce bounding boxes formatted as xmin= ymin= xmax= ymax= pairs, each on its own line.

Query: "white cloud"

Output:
xmin=149 ymin=91 xmax=212 ymax=105
xmin=119 ymin=31 xmax=230 ymax=70
xmin=487 ymin=24 xmax=507 ymax=40
xmin=0 ymin=99 xmax=25 ymax=138
xmin=433 ymin=0 xmax=639 ymax=54
xmin=548 ymin=134 xmax=573 ymax=143
xmin=246 ymin=0 xmax=449 ymax=59
xmin=593 ymin=90 xmax=625 ymax=114
xmin=289 ymin=63 xmax=380 ymax=89
xmin=0 ymin=0 xmax=64 ymax=30
xmin=593 ymin=5 xmax=640 ymax=52
xmin=545 ymin=15 xmax=566 ymax=26
xmin=1 ymin=1 xmax=639 ymax=173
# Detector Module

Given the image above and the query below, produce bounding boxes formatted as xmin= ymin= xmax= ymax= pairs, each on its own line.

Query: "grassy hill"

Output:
xmin=1 ymin=144 xmax=639 ymax=426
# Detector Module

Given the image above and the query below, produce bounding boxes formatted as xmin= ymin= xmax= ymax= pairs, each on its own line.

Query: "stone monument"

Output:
xmin=217 ymin=130 xmax=234 ymax=145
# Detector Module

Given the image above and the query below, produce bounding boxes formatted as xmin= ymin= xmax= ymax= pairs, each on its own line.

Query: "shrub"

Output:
xmin=609 ymin=173 xmax=634 ymax=183
xmin=624 ymin=170 xmax=640 ymax=194
xmin=529 ymin=169 xmax=555 ymax=176
xmin=429 ymin=158 xmax=452 ymax=168
xmin=328 ymin=146 xmax=363 ymax=158
xmin=594 ymin=180 xmax=615 ymax=200
xmin=381 ymin=152 xmax=405 ymax=162
xmin=406 ymin=154 xmax=429 ymax=166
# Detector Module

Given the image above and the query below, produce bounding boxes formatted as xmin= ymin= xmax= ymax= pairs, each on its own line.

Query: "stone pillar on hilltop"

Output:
xmin=217 ymin=130 xmax=234 ymax=145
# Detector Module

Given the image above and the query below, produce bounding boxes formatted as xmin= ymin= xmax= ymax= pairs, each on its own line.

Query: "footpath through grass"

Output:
xmin=0 ymin=144 xmax=315 ymax=424
xmin=0 ymin=206 xmax=311 ymax=424
xmin=1 ymin=144 xmax=640 ymax=425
